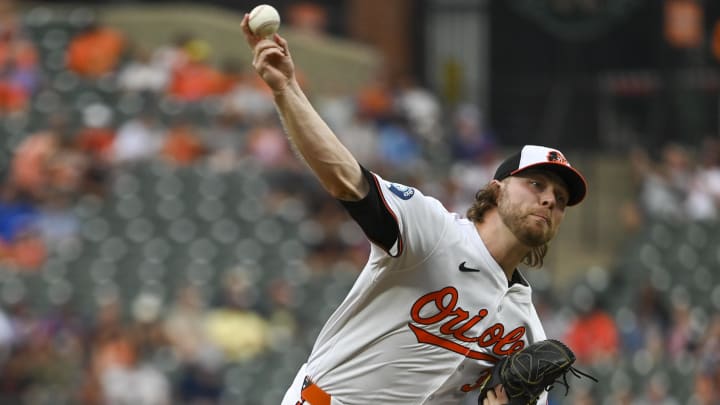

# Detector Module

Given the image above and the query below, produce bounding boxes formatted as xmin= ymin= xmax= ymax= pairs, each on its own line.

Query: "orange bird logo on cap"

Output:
xmin=547 ymin=151 xmax=568 ymax=165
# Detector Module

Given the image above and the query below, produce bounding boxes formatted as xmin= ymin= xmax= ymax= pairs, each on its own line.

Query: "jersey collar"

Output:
xmin=509 ymin=269 xmax=529 ymax=287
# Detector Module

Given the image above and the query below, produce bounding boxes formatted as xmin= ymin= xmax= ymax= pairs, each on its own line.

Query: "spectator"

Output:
xmin=66 ymin=23 xmax=126 ymax=78
xmin=393 ymin=74 xmax=442 ymax=145
xmin=164 ymin=285 xmax=216 ymax=364
xmin=216 ymin=57 xmax=245 ymax=94
xmin=166 ymin=39 xmax=226 ymax=102
xmin=205 ymin=269 xmax=269 ymax=362
xmin=82 ymin=301 xmax=133 ymax=403
xmin=448 ymin=104 xmax=501 ymax=210
xmin=355 ymin=69 xmax=394 ymax=122
xmin=35 ymin=194 xmax=79 ymax=249
xmin=97 ymin=317 xmax=172 ymax=405
xmin=167 ymin=60 xmax=226 ymax=101
xmin=317 ymin=87 xmax=354 ymax=131
xmin=9 ymin=114 xmax=88 ymax=202
xmin=74 ymin=103 xmax=115 ymax=195
xmin=7 ymin=39 xmax=39 ymax=93
xmin=245 ymin=117 xmax=292 ymax=167
xmin=630 ymin=144 xmax=695 ymax=222
xmin=166 ymin=287 xmax=224 ymax=403
xmin=334 ymin=108 xmax=379 ymax=169
xmin=112 ymin=114 xmax=165 ymax=164
xmin=0 ymin=185 xmax=46 ymax=271
xmin=0 ymin=0 xmax=37 ymax=115
xmin=47 ymin=133 xmax=91 ymax=197
xmin=686 ymin=137 xmax=720 ymax=220
xmin=161 ymin=120 xmax=206 ymax=165
xmin=449 ymin=104 xmax=496 ymax=162
xmin=1 ymin=227 xmax=46 ymax=270
xmin=150 ymin=32 xmax=193 ymax=74
xmin=563 ymin=296 xmax=620 ymax=365
xmin=376 ymin=115 xmax=422 ymax=171
xmin=287 ymin=2 xmax=328 ymax=34
xmin=117 ymin=46 xmax=169 ymax=94
xmin=0 ymin=47 xmax=38 ymax=114
xmin=221 ymin=65 xmax=276 ymax=121
xmin=0 ymin=66 xmax=29 ymax=114
xmin=109 ymin=306 xmax=172 ymax=405
xmin=667 ymin=301 xmax=693 ymax=360
xmin=0 ymin=183 xmax=38 ymax=244
xmin=100 ymin=358 xmax=170 ymax=405
xmin=9 ymin=130 xmax=59 ymax=200
xmin=75 ymin=104 xmax=116 ymax=163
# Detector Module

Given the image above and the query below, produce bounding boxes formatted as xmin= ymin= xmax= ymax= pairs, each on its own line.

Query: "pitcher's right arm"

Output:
xmin=241 ymin=14 xmax=368 ymax=202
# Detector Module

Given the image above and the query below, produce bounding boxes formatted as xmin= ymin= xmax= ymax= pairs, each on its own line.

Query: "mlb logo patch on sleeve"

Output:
xmin=388 ymin=183 xmax=415 ymax=200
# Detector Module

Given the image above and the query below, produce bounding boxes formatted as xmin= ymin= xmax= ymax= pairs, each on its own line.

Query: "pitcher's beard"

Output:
xmin=497 ymin=192 xmax=556 ymax=247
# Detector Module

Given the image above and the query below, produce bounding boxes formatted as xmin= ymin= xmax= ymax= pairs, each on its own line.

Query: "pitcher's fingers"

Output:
xmin=274 ymin=34 xmax=290 ymax=56
xmin=253 ymin=39 xmax=283 ymax=55
xmin=241 ymin=13 xmax=262 ymax=47
xmin=252 ymin=40 xmax=284 ymax=65
xmin=253 ymin=46 xmax=285 ymax=69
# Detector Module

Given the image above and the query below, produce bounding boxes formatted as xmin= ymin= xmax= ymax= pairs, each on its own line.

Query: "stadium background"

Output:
xmin=0 ymin=0 xmax=719 ymax=403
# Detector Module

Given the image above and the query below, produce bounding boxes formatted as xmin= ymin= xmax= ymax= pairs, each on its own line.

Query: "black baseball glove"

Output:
xmin=477 ymin=339 xmax=596 ymax=405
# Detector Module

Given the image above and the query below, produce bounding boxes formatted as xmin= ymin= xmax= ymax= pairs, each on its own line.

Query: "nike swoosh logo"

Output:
xmin=459 ymin=261 xmax=481 ymax=272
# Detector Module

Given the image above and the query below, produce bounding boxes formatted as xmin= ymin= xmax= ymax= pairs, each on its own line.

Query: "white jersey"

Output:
xmin=284 ymin=171 xmax=548 ymax=405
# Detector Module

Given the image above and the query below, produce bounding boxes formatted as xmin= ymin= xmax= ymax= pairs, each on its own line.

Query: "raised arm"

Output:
xmin=241 ymin=14 xmax=368 ymax=201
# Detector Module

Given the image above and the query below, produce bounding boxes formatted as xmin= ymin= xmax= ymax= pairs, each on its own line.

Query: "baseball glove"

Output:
xmin=477 ymin=339 xmax=596 ymax=405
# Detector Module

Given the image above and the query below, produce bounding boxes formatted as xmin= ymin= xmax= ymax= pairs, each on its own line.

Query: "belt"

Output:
xmin=301 ymin=376 xmax=331 ymax=405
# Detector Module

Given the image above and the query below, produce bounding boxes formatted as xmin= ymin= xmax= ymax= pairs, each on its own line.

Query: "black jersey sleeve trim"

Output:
xmin=338 ymin=166 xmax=402 ymax=257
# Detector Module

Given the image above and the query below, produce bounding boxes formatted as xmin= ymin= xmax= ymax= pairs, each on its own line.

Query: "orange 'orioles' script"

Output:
xmin=408 ymin=287 xmax=526 ymax=363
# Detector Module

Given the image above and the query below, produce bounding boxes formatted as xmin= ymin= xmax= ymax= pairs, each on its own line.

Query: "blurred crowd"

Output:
xmin=0 ymin=2 xmax=496 ymax=403
xmin=0 ymin=0 xmax=502 ymax=273
xmin=540 ymin=140 xmax=720 ymax=404
xmin=624 ymin=139 xmax=720 ymax=226
xmin=533 ymin=265 xmax=720 ymax=405
xmin=0 ymin=1 xmax=719 ymax=404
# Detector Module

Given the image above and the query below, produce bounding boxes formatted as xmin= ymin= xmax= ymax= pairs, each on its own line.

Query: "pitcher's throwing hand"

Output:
xmin=241 ymin=13 xmax=294 ymax=94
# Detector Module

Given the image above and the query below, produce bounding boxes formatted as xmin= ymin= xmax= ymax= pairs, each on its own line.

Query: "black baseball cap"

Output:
xmin=493 ymin=145 xmax=587 ymax=206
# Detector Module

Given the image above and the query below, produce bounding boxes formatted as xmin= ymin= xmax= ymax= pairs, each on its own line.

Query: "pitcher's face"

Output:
xmin=496 ymin=171 xmax=569 ymax=247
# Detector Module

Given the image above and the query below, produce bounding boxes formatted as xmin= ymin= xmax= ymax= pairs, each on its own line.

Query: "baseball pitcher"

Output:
xmin=241 ymin=13 xmax=589 ymax=405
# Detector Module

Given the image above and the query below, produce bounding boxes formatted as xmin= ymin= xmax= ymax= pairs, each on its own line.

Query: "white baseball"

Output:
xmin=248 ymin=4 xmax=281 ymax=37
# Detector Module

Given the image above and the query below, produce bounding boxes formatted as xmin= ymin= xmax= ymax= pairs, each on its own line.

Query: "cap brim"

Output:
xmin=511 ymin=162 xmax=587 ymax=206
